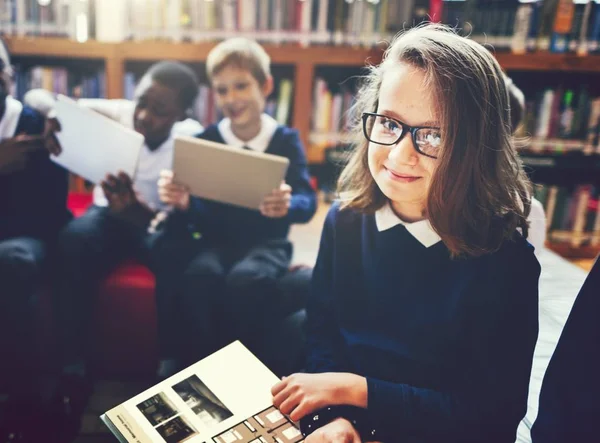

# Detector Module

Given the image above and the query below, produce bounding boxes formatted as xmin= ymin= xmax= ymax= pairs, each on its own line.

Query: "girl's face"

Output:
xmin=367 ymin=63 xmax=439 ymax=222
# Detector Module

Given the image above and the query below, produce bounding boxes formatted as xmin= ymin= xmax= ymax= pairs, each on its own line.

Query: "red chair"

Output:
xmin=64 ymin=193 xmax=159 ymax=377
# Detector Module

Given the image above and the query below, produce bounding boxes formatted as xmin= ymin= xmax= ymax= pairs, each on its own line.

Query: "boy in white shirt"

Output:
xmin=35 ymin=61 xmax=202 ymax=434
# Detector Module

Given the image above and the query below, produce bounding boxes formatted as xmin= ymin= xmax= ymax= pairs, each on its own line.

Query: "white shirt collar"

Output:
xmin=0 ymin=96 xmax=23 ymax=140
xmin=218 ymin=113 xmax=278 ymax=153
xmin=375 ymin=202 xmax=442 ymax=248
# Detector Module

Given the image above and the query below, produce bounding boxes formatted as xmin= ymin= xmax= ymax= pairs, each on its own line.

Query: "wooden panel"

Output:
xmin=292 ymin=63 xmax=315 ymax=153
xmin=118 ymin=41 xmax=379 ymax=66
xmin=496 ymin=52 xmax=600 ymax=72
xmin=5 ymin=36 xmax=113 ymax=59
xmin=106 ymin=57 xmax=125 ymax=99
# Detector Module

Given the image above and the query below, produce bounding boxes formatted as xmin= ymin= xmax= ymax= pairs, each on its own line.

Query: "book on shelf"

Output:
xmin=9 ymin=65 xmax=106 ymax=102
xmin=534 ymin=183 xmax=600 ymax=247
xmin=516 ymin=88 xmax=600 ymax=155
xmin=310 ymin=76 xmax=356 ymax=147
xmin=101 ymin=341 xmax=303 ymax=443
xmin=4 ymin=0 xmax=600 ymax=52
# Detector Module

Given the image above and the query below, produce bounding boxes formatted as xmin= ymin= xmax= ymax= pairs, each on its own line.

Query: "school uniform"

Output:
xmin=53 ymin=100 xmax=203 ymax=367
xmin=0 ymin=95 xmax=70 ymax=388
xmin=300 ymin=202 xmax=540 ymax=443
xmin=531 ymin=258 xmax=600 ymax=443
xmin=169 ymin=114 xmax=317 ymax=362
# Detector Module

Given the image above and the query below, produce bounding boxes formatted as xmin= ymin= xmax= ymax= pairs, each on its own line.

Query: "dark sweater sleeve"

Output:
xmin=282 ymin=129 xmax=316 ymax=224
xmin=304 ymin=204 xmax=350 ymax=373
xmin=0 ymin=106 xmax=70 ymax=241
xmin=365 ymin=248 xmax=540 ymax=442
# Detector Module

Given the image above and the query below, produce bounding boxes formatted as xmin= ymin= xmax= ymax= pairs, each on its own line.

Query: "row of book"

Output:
xmin=517 ymin=89 xmax=600 ymax=154
xmin=535 ymin=183 xmax=600 ymax=247
xmin=10 ymin=65 xmax=106 ymax=100
xmin=310 ymin=77 xmax=356 ymax=144
xmin=2 ymin=0 xmax=600 ymax=53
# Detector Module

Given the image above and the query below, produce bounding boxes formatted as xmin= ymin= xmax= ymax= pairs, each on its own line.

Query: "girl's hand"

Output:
xmin=271 ymin=373 xmax=367 ymax=421
xmin=158 ymin=169 xmax=190 ymax=211
xmin=305 ymin=418 xmax=361 ymax=443
xmin=260 ymin=182 xmax=291 ymax=218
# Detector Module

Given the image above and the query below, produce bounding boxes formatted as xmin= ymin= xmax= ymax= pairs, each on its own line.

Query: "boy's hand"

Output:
xmin=260 ymin=182 xmax=291 ymax=218
xmin=158 ymin=169 xmax=190 ymax=211
xmin=271 ymin=373 xmax=367 ymax=422
xmin=0 ymin=134 xmax=45 ymax=175
xmin=101 ymin=172 xmax=137 ymax=213
xmin=101 ymin=171 xmax=155 ymax=227
xmin=304 ymin=418 xmax=361 ymax=443
xmin=43 ymin=117 xmax=62 ymax=156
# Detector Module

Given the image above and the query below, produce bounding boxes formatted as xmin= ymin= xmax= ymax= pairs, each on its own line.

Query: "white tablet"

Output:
xmin=52 ymin=95 xmax=143 ymax=183
xmin=173 ymin=135 xmax=290 ymax=210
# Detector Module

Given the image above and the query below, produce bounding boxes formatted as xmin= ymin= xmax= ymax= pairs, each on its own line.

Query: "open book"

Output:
xmin=101 ymin=341 xmax=303 ymax=443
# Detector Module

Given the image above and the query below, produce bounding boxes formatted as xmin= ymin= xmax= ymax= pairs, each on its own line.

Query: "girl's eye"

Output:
xmin=381 ymin=117 xmax=399 ymax=132
xmin=216 ymin=87 xmax=227 ymax=96
xmin=235 ymin=82 xmax=249 ymax=91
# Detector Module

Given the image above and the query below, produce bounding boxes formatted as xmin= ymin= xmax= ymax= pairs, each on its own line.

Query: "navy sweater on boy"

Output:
xmin=186 ymin=124 xmax=316 ymax=246
xmin=0 ymin=106 xmax=70 ymax=242
xmin=302 ymin=203 xmax=540 ymax=443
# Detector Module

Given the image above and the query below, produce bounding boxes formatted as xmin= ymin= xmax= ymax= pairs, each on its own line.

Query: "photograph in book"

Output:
xmin=172 ymin=375 xmax=233 ymax=428
xmin=155 ymin=415 xmax=198 ymax=443
xmin=101 ymin=341 xmax=301 ymax=442
xmin=137 ymin=393 xmax=180 ymax=427
xmin=213 ymin=406 xmax=303 ymax=443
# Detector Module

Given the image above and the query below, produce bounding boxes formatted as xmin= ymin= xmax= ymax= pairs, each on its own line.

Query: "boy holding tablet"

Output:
xmin=157 ymin=38 xmax=317 ymax=374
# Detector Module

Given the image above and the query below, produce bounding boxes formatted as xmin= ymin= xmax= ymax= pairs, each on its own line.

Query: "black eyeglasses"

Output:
xmin=362 ymin=112 xmax=442 ymax=159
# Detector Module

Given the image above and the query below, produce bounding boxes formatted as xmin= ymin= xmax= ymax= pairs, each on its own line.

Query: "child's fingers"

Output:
xmin=272 ymin=386 xmax=295 ymax=411
xmin=278 ymin=394 xmax=301 ymax=417
xmin=160 ymin=169 xmax=174 ymax=180
xmin=117 ymin=171 xmax=133 ymax=188
xmin=271 ymin=379 xmax=288 ymax=396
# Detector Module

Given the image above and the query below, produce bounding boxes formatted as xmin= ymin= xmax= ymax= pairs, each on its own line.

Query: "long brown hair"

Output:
xmin=338 ymin=24 xmax=531 ymax=258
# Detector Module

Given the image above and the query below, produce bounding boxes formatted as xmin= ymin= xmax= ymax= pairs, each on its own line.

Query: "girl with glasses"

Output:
xmin=272 ymin=24 xmax=540 ymax=443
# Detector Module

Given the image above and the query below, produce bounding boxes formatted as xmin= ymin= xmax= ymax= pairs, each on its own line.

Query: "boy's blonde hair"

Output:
xmin=206 ymin=38 xmax=271 ymax=85
xmin=339 ymin=23 xmax=531 ymax=258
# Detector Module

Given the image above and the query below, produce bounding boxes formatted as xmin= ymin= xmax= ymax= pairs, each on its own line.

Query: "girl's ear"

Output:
xmin=262 ymin=75 xmax=274 ymax=97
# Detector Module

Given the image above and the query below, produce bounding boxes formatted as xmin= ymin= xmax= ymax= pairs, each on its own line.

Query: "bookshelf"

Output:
xmin=8 ymin=35 xmax=600 ymax=161
xmin=6 ymin=36 xmax=600 ymax=259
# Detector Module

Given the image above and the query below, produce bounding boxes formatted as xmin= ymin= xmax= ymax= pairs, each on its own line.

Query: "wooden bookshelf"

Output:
xmin=6 ymin=36 xmax=600 ymax=259
xmin=8 ymin=36 xmax=600 ymax=157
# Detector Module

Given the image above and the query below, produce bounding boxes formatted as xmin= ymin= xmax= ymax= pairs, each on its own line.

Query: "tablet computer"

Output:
xmin=173 ymin=135 xmax=290 ymax=210
xmin=52 ymin=95 xmax=143 ymax=183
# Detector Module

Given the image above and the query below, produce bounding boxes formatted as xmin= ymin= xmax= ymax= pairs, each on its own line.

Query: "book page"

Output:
xmin=104 ymin=341 xmax=303 ymax=443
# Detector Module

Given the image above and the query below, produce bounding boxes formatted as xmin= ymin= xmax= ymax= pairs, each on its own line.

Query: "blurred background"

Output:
xmin=3 ymin=0 xmax=600 ymax=263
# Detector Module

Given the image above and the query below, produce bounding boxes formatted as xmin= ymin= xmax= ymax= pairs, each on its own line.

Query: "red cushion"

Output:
xmin=90 ymin=261 xmax=158 ymax=377
xmin=50 ymin=193 xmax=160 ymax=376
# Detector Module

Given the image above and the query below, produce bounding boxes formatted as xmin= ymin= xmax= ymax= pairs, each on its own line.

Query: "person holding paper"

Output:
xmin=157 ymin=38 xmax=317 ymax=375
xmin=34 ymin=61 xmax=202 ymax=435
xmin=0 ymin=39 xmax=71 ymax=441
xmin=271 ymin=25 xmax=540 ymax=443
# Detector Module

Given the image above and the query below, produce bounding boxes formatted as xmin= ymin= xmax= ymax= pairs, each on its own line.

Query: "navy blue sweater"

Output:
xmin=185 ymin=124 xmax=316 ymax=246
xmin=303 ymin=203 xmax=540 ymax=443
xmin=531 ymin=259 xmax=600 ymax=443
xmin=0 ymin=106 xmax=70 ymax=242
